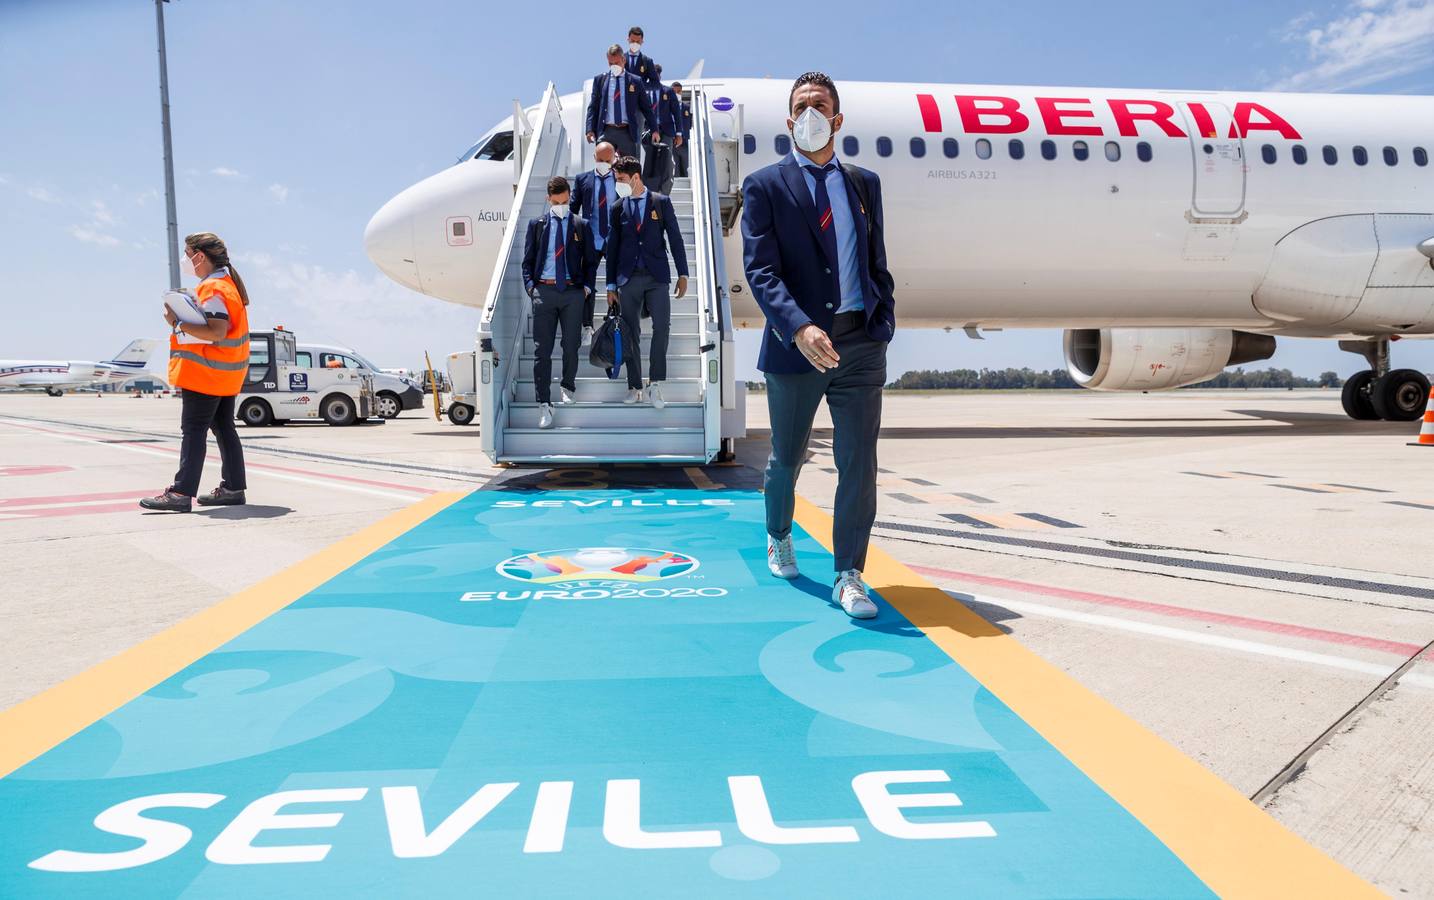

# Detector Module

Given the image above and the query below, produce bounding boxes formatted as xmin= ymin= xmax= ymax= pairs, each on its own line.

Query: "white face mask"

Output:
xmin=181 ymin=251 xmax=198 ymax=278
xmin=550 ymin=203 xmax=570 ymax=219
xmin=791 ymin=107 xmax=836 ymax=154
xmin=609 ymin=63 xmax=623 ymax=77
xmin=595 ymin=160 xmax=612 ymax=175
xmin=628 ymin=41 xmax=641 ymax=54
xmin=615 ymin=181 xmax=633 ymax=199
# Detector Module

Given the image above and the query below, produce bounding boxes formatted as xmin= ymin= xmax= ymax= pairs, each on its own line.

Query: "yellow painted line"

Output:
xmin=683 ymin=466 xmax=721 ymax=490
xmin=0 ymin=491 xmax=467 ymax=780
xmin=792 ymin=495 xmax=1376 ymax=899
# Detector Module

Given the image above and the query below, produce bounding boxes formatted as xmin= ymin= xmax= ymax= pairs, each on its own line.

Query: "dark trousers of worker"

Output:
xmin=764 ymin=311 xmax=886 ymax=573
xmin=600 ymin=126 xmax=637 ymax=161
xmin=532 ymin=283 xmax=584 ymax=403
xmin=172 ymin=389 xmax=246 ymax=497
xmin=616 ymin=271 xmax=669 ymax=389
xmin=674 ymin=141 xmax=689 ymax=178
xmin=642 ymin=137 xmax=674 ymax=194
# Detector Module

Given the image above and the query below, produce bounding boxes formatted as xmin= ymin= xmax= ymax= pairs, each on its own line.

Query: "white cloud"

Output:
xmin=1271 ymin=0 xmax=1434 ymax=91
xmin=68 ymin=226 xmax=121 ymax=247
xmin=90 ymin=200 xmax=117 ymax=227
xmin=210 ymin=166 xmax=243 ymax=178
xmin=267 ymin=183 xmax=289 ymax=203
xmin=27 ymin=186 xmax=59 ymax=204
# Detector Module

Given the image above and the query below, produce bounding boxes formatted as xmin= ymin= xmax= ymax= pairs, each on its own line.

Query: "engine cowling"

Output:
xmin=1063 ymin=328 xmax=1276 ymax=391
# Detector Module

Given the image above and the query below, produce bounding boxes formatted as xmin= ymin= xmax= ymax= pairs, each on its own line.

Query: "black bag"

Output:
xmin=588 ymin=313 xmax=639 ymax=379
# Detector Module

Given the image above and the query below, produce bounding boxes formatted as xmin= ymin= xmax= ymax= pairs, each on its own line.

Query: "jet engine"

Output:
xmin=1063 ymin=328 xmax=1277 ymax=391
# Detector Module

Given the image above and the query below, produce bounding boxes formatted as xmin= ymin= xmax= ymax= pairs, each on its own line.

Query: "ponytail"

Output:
xmin=227 ymin=263 xmax=251 ymax=306
xmin=184 ymin=231 xmax=249 ymax=306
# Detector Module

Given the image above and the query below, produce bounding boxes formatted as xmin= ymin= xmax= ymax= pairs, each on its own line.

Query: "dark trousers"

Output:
xmin=642 ymin=137 xmax=674 ymax=194
xmin=674 ymin=140 xmax=690 ymax=178
xmin=616 ymin=271 xmax=669 ymax=389
xmin=584 ymin=249 xmax=607 ymax=327
xmin=173 ymin=389 xmax=246 ymax=496
xmin=764 ymin=312 xmax=887 ymax=573
xmin=532 ymin=284 xmax=584 ymax=403
xmin=600 ymin=126 xmax=637 ymax=161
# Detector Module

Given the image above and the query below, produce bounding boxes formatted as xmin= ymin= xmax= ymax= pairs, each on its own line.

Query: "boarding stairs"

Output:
xmin=477 ymin=82 xmax=741 ymax=465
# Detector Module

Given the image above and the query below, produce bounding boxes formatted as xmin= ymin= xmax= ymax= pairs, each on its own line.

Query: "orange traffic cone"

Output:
xmin=1413 ymin=387 xmax=1434 ymax=447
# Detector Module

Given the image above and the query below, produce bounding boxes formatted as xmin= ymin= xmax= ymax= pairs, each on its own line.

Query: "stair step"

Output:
xmin=501 ymin=427 xmax=707 ymax=461
xmin=512 ymin=378 xmax=702 ymax=403
xmin=508 ymin=403 xmax=704 ymax=429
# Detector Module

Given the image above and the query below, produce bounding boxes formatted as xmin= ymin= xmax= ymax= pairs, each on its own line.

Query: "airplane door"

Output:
xmin=1179 ymin=101 xmax=1246 ymax=218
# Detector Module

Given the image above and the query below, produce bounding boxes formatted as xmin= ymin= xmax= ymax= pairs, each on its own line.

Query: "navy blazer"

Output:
xmin=586 ymin=71 xmax=651 ymax=145
xmin=644 ymin=85 xmax=677 ymax=136
xmin=741 ymin=154 xmax=896 ymax=374
xmin=674 ymin=97 xmax=692 ymax=138
xmin=624 ymin=50 xmax=659 ymax=86
xmin=605 ymin=191 xmax=688 ymax=288
xmin=570 ymin=170 xmax=618 ymax=244
xmin=521 ymin=211 xmax=597 ymax=296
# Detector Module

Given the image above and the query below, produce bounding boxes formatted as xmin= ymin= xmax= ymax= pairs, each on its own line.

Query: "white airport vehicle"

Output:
xmin=445 ymin=350 xmax=478 ymax=426
xmin=237 ymin=329 xmax=375 ymax=427
xmin=365 ymin=74 xmax=1434 ymax=458
xmin=0 ymin=339 xmax=161 ymax=395
xmin=296 ymin=342 xmax=425 ymax=419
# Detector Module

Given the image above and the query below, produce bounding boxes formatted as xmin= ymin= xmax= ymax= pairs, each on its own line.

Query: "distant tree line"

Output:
xmin=883 ymin=367 xmax=1343 ymax=390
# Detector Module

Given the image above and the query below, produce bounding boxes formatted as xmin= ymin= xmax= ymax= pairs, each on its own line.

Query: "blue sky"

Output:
xmin=2 ymin=0 xmax=1433 ymax=378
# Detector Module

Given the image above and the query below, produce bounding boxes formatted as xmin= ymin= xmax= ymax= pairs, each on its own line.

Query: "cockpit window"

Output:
xmin=458 ymin=130 xmax=515 ymax=163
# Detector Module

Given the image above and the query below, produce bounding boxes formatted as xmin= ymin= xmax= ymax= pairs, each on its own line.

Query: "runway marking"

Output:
xmin=1323 ymin=483 xmax=1393 ymax=494
xmin=0 ymin=465 xmax=73 ymax=477
xmin=1386 ymin=500 xmax=1434 ymax=511
xmin=941 ymin=512 xmax=1081 ymax=531
xmin=0 ymin=502 xmax=144 ymax=521
xmin=682 ymin=466 xmax=721 ymax=490
xmin=886 ymin=492 xmax=927 ymax=504
xmin=1013 ymin=512 xmax=1082 ymax=529
xmin=0 ymin=490 xmax=155 ymax=508
xmin=906 ymin=564 xmax=1427 ymax=657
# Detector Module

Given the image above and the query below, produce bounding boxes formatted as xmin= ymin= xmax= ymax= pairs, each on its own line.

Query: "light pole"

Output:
xmin=155 ymin=0 xmax=180 ymax=290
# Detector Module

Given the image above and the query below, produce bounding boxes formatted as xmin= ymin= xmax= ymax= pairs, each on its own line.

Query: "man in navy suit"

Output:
xmin=605 ymin=155 xmax=688 ymax=409
xmin=586 ymin=44 xmax=653 ymax=161
xmin=570 ymin=141 xmax=620 ymax=342
xmin=521 ymin=176 xmax=597 ymax=429
xmin=641 ymin=65 xmax=681 ymax=194
xmin=669 ymin=81 xmax=693 ymax=178
xmin=623 ymin=26 xmax=659 ymax=86
xmin=740 ymin=71 xmax=897 ymax=619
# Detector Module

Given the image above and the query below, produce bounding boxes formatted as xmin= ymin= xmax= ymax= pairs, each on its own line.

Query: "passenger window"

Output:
xmin=1292 ymin=145 xmax=1308 ymax=165
xmin=975 ymin=138 xmax=992 ymax=160
xmin=1040 ymin=139 xmax=1056 ymax=160
xmin=1104 ymin=141 xmax=1121 ymax=162
xmin=1261 ymin=144 xmax=1276 ymax=164
xmin=743 ymin=134 xmax=756 ymax=155
xmin=843 ymin=135 xmax=860 ymax=156
xmin=296 ymin=352 xmax=312 ymax=367
xmin=1353 ymin=146 xmax=1368 ymax=166
xmin=942 ymin=137 xmax=959 ymax=158
xmin=1416 ymin=147 xmax=1429 ymax=167
xmin=876 ymin=136 xmax=893 ymax=157
xmin=1323 ymin=145 xmax=1338 ymax=165
xmin=910 ymin=137 xmax=926 ymax=158
xmin=1383 ymin=146 xmax=1398 ymax=166
xmin=774 ymin=134 xmax=791 ymax=156
xmin=1072 ymin=140 xmax=1089 ymax=161
xmin=1136 ymin=142 xmax=1152 ymax=162
xmin=1008 ymin=139 xmax=1025 ymax=160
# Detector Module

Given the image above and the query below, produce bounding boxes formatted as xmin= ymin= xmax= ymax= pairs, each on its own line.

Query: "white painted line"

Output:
xmin=962 ymin=591 xmax=1434 ymax=689
xmin=0 ymin=420 xmax=420 ymax=502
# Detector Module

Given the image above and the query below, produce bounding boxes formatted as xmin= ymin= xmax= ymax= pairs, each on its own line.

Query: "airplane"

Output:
xmin=0 ymin=339 xmax=163 ymax=395
xmin=363 ymin=75 xmax=1434 ymax=422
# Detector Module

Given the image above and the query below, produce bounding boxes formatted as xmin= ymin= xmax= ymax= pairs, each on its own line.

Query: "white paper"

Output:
xmin=163 ymin=290 xmax=208 ymax=326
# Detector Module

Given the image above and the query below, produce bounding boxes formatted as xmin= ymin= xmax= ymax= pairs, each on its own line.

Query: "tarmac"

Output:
xmin=1 ymin=388 xmax=1431 ymax=896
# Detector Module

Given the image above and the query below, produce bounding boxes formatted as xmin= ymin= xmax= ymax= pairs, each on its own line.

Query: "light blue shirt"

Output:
xmin=603 ymin=73 xmax=624 ymax=127
xmin=539 ymin=214 xmax=564 ymax=281
xmin=592 ymin=171 xmax=618 ymax=252
xmin=792 ymin=151 xmax=865 ymax=314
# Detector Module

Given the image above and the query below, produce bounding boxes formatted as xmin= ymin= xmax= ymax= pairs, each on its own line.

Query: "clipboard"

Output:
xmin=163 ymin=290 xmax=207 ymax=326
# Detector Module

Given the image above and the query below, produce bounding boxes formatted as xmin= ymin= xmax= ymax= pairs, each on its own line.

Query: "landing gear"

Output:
xmin=45 ymin=387 xmax=62 ymax=397
xmin=1337 ymin=338 xmax=1429 ymax=421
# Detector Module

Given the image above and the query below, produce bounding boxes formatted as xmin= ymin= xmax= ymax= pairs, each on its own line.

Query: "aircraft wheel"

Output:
xmin=447 ymin=403 xmax=476 ymax=426
xmin=45 ymin=387 xmax=62 ymax=397
xmin=1371 ymin=368 xmax=1431 ymax=422
xmin=322 ymin=393 xmax=358 ymax=426
xmin=1340 ymin=371 xmax=1379 ymax=420
xmin=239 ymin=399 xmax=273 ymax=427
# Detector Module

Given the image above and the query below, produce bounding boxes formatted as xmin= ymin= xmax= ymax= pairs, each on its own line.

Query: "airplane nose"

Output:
xmin=363 ymin=193 xmax=420 ymax=291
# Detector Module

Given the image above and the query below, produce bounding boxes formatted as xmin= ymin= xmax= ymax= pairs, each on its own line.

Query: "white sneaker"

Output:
xmin=559 ymin=386 xmax=576 ymax=405
xmin=624 ymin=389 xmax=641 ymax=404
xmin=582 ymin=326 xmax=593 ymax=347
xmin=833 ymin=570 xmax=877 ymax=619
xmin=767 ymin=534 xmax=798 ymax=579
xmin=648 ymin=382 xmax=665 ymax=410
xmin=538 ymin=403 xmax=554 ymax=429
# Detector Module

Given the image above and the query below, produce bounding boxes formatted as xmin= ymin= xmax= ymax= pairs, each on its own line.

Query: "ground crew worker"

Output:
xmin=587 ymin=44 xmax=652 ymax=161
xmin=141 ymin=232 xmax=251 ymax=512
xmin=670 ymin=80 xmax=693 ymax=178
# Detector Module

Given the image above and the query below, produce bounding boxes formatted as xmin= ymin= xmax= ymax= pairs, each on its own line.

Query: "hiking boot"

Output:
xmin=197 ymin=485 xmax=246 ymax=506
xmin=139 ymin=489 xmax=192 ymax=513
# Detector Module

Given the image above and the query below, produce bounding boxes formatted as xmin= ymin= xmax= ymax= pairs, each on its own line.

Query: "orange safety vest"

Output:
xmin=168 ymin=272 xmax=250 ymax=395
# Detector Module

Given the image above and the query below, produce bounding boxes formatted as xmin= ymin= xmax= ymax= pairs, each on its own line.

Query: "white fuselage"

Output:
xmin=364 ymin=77 xmax=1434 ymax=339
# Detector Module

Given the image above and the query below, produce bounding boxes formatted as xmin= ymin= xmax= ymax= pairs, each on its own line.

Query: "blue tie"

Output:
xmin=552 ymin=217 xmax=566 ymax=286
xmin=810 ymin=163 xmax=840 ymax=280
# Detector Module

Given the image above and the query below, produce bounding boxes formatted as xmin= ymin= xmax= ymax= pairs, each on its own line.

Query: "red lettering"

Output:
xmin=1034 ymin=97 xmax=1102 ymax=136
xmin=916 ymin=93 xmax=943 ymax=133
xmin=1187 ymin=103 xmax=1217 ymax=139
xmin=1107 ymin=99 xmax=1186 ymax=138
xmin=955 ymin=95 xmax=1029 ymax=134
xmin=1233 ymin=102 xmax=1302 ymax=139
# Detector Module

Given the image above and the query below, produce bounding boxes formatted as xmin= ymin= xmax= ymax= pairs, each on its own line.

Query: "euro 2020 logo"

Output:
xmin=496 ymin=547 xmax=699 ymax=585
